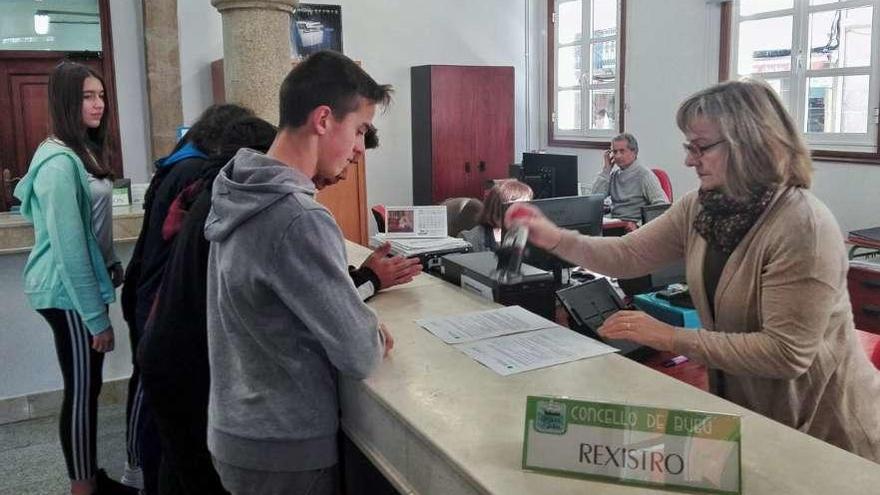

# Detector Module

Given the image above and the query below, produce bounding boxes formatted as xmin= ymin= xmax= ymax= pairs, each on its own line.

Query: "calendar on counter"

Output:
xmin=385 ymin=205 xmax=448 ymax=238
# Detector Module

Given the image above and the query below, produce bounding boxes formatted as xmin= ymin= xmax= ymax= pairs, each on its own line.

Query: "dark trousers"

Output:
xmin=141 ymin=370 xmax=228 ymax=495
xmin=38 ymin=308 xmax=105 ymax=481
xmin=212 ymin=459 xmax=337 ymax=495
xmin=126 ymin=323 xmax=162 ymax=494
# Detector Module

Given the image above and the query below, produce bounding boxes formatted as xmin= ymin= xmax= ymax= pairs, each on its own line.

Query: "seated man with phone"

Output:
xmin=591 ymin=133 xmax=668 ymax=222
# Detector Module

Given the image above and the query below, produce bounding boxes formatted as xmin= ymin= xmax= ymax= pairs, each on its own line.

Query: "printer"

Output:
xmin=439 ymin=251 xmax=556 ymax=320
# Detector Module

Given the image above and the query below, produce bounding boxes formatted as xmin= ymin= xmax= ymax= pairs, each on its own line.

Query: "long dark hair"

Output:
xmin=48 ymin=61 xmax=112 ymax=178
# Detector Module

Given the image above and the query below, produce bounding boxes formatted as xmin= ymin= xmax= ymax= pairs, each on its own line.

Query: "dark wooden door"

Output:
xmin=0 ymin=54 xmax=121 ymax=211
xmin=429 ymin=66 xmax=477 ymax=202
xmin=472 ymin=67 xmax=515 ymax=198
xmin=411 ymin=65 xmax=515 ymax=205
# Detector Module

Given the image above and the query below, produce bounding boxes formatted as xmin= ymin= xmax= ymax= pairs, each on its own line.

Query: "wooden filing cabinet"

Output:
xmin=848 ymin=262 xmax=880 ymax=334
xmin=411 ymin=65 xmax=514 ymax=205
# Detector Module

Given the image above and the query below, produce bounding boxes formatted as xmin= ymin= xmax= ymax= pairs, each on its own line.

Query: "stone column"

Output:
xmin=143 ymin=0 xmax=183 ymax=162
xmin=211 ymin=0 xmax=299 ymax=125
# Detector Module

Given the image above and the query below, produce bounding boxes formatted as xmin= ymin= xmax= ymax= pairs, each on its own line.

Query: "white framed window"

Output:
xmin=729 ymin=0 xmax=880 ymax=157
xmin=548 ymin=0 xmax=625 ymax=148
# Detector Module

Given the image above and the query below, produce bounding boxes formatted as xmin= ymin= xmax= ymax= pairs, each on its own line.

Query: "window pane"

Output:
xmin=557 ymin=89 xmax=582 ymax=131
xmin=557 ymin=46 xmax=582 ymax=88
xmin=809 ymin=6 xmax=873 ymax=69
xmin=591 ymin=40 xmax=616 ymax=83
xmin=592 ymin=0 xmax=617 ymax=37
xmin=737 ymin=16 xmax=793 ymax=75
xmin=590 ymin=90 xmax=616 ymax=130
xmin=558 ymin=0 xmax=582 ymax=45
xmin=806 ymin=75 xmax=869 ymax=133
xmin=0 ymin=0 xmax=101 ymax=51
xmin=762 ymin=77 xmax=792 ymax=110
xmin=740 ymin=0 xmax=792 ymax=16
xmin=810 ymin=0 xmax=839 ymax=6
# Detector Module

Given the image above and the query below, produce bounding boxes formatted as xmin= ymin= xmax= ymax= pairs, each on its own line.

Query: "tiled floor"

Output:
xmin=0 ymin=404 xmax=128 ymax=495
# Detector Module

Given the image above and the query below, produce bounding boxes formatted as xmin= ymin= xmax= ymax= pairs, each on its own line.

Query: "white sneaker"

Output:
xmin=120 ymin=462 xmax=144 ymax=490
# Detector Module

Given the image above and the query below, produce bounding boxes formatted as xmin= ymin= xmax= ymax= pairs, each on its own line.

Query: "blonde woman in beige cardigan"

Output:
xmin=506 ymin=79 xmax=880 ymax=463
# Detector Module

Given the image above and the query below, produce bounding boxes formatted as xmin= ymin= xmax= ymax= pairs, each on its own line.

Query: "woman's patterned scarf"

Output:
xmin=693 ymin=187 xmax=777 ymax=253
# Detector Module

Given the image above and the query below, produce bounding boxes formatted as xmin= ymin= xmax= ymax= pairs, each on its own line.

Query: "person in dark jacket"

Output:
xmin=138 ymin=116 xmax=277 ymax=495
xmin=120 ymin=103 xmax=254 ymax=493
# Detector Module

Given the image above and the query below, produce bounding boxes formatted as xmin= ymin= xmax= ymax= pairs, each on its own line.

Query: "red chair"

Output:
xmin=652 ymin=168 xmax=673 ymax=202
xmin=856 ymin=329 xmax=880 ymax=369
xmin=371 ymin=205 xmax=386 ymax=232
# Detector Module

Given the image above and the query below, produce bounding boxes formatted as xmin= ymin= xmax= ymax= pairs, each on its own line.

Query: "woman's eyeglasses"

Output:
xmin=682 ymin=139 xmax=725 ymax=158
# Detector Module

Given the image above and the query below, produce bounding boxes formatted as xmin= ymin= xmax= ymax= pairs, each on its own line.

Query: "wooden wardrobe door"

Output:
xmin=411 ymin=65 xmax=515 ymax=205
xmin=428 ymin=66 xmax=477 ymax=203
xmin=472 ymin=67 xmax=515 ymax=198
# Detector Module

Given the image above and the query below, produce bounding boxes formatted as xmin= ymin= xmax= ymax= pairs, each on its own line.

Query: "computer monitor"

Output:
xmin=521 ymin=152 xmax=578 ymax=199
xmin=505 ymin=194 xmax=605 ymax=280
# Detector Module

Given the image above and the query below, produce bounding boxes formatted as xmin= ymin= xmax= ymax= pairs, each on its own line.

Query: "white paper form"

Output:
xmin=416 ymin=306 xmax=557 ymax=344
xmin=455 ymin=326 xmax=618 ymax=376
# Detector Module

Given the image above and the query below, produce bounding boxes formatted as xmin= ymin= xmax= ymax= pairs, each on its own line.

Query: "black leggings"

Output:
xmin=38 ymin=308 xmax=105 ymax=481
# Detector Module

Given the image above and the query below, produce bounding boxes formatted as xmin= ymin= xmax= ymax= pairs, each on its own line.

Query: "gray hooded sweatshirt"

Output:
xmin=204 ymin=148 xmax=383 ymax=472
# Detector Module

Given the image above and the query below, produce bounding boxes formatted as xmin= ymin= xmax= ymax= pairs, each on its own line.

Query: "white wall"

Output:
xmin=540 ymin=0 xmax=880 ymax=234
xmin=175 ymin=0 xmax=529 ymax=209
xmin=178 ymin=0 xmax=224 ymax=124
xmin=110 ymin=0 xmax=152 ymax=183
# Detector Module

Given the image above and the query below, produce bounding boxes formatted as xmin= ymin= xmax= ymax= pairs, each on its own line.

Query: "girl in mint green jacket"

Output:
xmin=13 ymin=62 xmax=132 ymax=495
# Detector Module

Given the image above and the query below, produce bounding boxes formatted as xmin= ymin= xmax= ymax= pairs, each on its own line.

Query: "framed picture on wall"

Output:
xmin=290 ymin=4 xmax=343 ymax=58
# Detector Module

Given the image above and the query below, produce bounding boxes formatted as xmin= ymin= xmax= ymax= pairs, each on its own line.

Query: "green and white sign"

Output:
xmin=523 ymin=396 xmax=741 ymax=494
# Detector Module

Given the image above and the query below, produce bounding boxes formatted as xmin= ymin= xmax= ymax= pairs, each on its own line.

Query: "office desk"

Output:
xmin=601 ymin=216 xmax=635 ymax=236
xmin=341 ymin=241 xmax=880 ymax=495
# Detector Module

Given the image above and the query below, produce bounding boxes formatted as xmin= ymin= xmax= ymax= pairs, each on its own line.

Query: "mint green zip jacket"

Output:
xmin=14 ymin=140 xmax=115 ymax=335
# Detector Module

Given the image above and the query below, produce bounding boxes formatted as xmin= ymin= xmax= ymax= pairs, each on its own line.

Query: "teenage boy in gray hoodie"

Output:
xmin=203 ymin=51 xmax=394 ymax=495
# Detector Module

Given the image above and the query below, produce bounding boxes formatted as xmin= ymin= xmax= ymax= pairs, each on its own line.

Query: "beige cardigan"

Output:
xmin=555 ymin=187 xmax=880 ymax=462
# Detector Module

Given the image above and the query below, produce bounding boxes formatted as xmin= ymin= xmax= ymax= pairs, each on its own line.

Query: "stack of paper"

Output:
xmin=370 ymin=234 xmax=471 ymax=257
xmin=416 ymin=306 xmax=618 ymax=376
